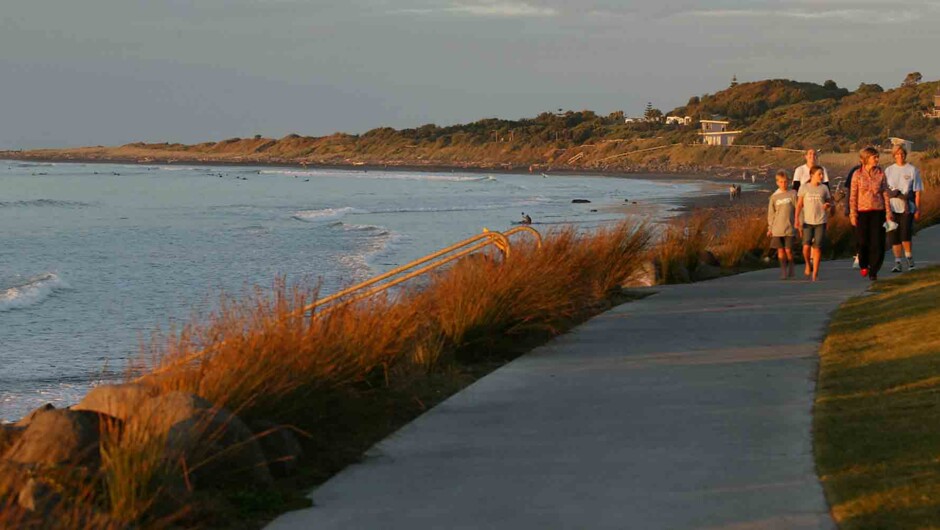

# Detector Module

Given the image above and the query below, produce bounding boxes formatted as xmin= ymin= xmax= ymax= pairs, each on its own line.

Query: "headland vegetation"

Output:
xmin=3 ymin=78 xmax=939 ymax=179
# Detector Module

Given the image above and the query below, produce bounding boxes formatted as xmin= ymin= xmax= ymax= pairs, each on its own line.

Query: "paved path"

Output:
xmin=269 ymin=226 xmax=940 ymax=530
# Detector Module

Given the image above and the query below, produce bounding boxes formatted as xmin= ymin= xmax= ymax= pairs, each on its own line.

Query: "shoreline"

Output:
xmin=0 ymin=153 xmax=769 ymax=186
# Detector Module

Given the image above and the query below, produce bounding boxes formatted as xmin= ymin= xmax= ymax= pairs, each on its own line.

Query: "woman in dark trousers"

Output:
xmin=849 ymin=146 xmax=894 ymax=280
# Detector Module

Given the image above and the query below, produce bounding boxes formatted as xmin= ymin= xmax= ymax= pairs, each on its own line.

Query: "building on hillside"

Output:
xmin=888 ymin=137 xmax=914 ymax=153
xmin=665 ymin=115 xmax=693 ymax=126
xmin=699 ymin=119 xmax=742 ymax=146
xmin=926 ymin=90 xmax=940 ymax=119
xmin=623 ymin=117 xmax=643 ymax=124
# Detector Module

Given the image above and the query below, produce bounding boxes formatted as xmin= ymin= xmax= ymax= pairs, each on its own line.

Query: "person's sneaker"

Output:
xmin=891 ymin=263 xmax=902 ymax=273
xmin=908 ymin=258 xmax=916 ymax=270
xmin=860 ymin=268 xmax=869 ymax=278
xmin=852 ymin=256 xmax=860 ymax=269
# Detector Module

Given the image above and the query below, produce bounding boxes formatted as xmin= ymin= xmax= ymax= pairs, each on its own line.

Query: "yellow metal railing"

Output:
xmin=306 ymin=229 xmax=512 ymax=314
xmin=143 ymin=228 xmax=534 ymax=377
xmin=504 ymin=225 xmax=542 ymax=248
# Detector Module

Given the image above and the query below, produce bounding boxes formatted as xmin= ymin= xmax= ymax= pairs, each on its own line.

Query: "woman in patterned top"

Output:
xmin=849 ymin=146 xmax=895 ymax=281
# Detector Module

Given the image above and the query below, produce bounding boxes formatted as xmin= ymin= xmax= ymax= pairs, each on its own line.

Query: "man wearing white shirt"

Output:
xmin=884 ymin=145 xmax=923 ymax=272
xmin=792 ymin=149 xmax=829 ymax=192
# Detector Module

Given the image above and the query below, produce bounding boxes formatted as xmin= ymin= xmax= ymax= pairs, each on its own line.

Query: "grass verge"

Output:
xmin=814 ymin=266 xmax=940 ymax=529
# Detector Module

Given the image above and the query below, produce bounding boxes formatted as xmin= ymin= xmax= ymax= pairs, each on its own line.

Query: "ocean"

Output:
xmin=0 ymin=161 xmax=714 ymax=421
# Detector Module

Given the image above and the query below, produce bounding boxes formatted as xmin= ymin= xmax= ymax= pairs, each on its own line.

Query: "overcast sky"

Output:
xmin=2 ymin=0 xmax=938 ymax=149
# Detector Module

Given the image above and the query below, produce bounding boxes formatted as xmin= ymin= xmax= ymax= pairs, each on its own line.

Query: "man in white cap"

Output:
xmin=792 ymin=148 xmax=829 ymax=192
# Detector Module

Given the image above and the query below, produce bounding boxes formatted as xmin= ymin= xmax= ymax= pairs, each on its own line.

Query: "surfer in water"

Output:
xmin=520 ymin=212 xmax=532 ymax=225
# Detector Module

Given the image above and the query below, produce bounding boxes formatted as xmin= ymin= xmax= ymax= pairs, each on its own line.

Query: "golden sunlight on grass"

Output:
xmin=815 ymin=267 xmax=940 ymax=529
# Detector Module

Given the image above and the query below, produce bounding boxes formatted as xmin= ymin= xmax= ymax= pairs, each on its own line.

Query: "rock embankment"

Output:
xmin=0 ymin=383 xmax=303 ymax=520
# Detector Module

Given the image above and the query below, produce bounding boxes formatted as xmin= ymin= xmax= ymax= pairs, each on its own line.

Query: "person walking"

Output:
xmin=792 ymin=149 xmax=829 ymax=192
xmin=767 ymin=170 xmax=797 ymax=279
xmin=794 ymin=166 xmax=832 ymax=282
xmin=849 ymin=146 xmax=894 ymax=281
xmin=884 ymin=145 xmax=924 ymax=272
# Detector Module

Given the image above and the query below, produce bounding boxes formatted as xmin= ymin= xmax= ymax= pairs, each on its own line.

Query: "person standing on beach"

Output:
xmin=795 ymin=166 xmax=832 ymax=281
xmin=792 ymin=149 xmax=829 ymax=192
xmin=885 ymin=145 xmax=923 ymax=272
xmin=849 ymin=147 xmax=894 ymax=281
xmin=767 ymin=170 xmax=797 ymax=279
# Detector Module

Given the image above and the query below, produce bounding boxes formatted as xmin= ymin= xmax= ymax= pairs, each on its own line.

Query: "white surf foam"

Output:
xmin=0 ymin=273 xmax=69 ymax=312
xmin=292 ymin=207 xmax=363 ymax=223
xmin=261 ymin=169 xmax=493 ymax=183
xmin=337 ymin=223 xmax=391 ymax=235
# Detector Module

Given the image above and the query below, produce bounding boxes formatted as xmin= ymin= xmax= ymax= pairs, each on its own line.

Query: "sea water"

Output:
xmin=0 ymin=161 xmax=712 ymax=421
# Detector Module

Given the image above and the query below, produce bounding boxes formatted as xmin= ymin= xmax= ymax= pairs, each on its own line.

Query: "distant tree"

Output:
xmin=823 ymin=80 xmax=838 ymax=90
xmin=687 ymin=96 xmax=700 ymax=106
xmin=644 ymin=105 xmax=664 ymax=123
xmin=902 ymin=72 xmax=923 ymax=87
xmin=607 ymin=110 xmax=624 ymax=123
xmin=857 ymin=83 xmax=884 ymax=94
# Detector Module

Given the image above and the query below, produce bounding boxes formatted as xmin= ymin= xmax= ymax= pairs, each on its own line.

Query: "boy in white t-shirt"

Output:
xmin=884 ymin=145 xmax=924 ymax=272
xmin=794 ymin=166 xmax=832 ymax=282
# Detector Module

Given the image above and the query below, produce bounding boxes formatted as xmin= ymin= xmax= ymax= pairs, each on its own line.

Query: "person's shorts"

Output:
xmin=770 ymin=236 xmax=793 ymax=249
xmin=887 ymin=212 xmax=914 ymax=245
xmin=802 ymin=223 xmax=826 ymax=249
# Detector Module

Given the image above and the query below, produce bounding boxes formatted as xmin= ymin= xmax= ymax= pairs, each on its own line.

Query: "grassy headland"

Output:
xmin=815 ymin=267 xmax=940 ymax=529
xmin=3 ymin=79 xmax=938 ymax=177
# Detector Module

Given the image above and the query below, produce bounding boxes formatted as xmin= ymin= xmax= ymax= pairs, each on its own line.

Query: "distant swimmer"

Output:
xmin=521 ymin=212 xmax=532 ymax=225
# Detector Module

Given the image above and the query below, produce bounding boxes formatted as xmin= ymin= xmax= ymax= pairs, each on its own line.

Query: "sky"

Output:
xmin=2 ymin=0 xmax=939 ymax=149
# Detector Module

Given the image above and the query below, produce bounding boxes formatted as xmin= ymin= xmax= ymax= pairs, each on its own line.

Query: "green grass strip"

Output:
xmin=815 ymin=266 xmax=940 ymax=529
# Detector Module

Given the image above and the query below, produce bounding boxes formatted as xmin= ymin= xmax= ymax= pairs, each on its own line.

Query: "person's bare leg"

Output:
xmin=777 ymin=249 xmax=787 ymax=279
xmin=785 ymin=249 xmax=794 ymax=278
xmin=803 ymin=245 xmax=812 ymax=277
xmin=811 ymin=247 xmax=822 ymax=282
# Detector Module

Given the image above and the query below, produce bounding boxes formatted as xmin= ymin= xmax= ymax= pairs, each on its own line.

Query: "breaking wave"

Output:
xmin=292 ymin=207 xmax=364 ymax=222
xmin=0 ymin=273 xmax=69 ymax=312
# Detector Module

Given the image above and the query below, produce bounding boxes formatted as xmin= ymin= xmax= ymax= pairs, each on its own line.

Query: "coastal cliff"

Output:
xmin=3 ymin=78 xmax=938 ymax=176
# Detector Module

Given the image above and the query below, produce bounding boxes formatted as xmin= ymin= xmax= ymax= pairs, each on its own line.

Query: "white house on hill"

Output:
xmin=927 ymin=90 xmax=940 ymax=119
xmin=665 ymin=115 xmax=692 ymax=126
xmin=699 ymin=119 xmax=742 ymax=146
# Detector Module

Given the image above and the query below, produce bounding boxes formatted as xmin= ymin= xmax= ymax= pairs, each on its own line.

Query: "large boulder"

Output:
xmin=133 ymin=392 xmax=274 ymax=488
xmin=72 ymin=383 xmax=160 ymax=421
xmin=250 ymin=420 xmax=304 ymax=478
xmin=14 ymin=403 xmax=55 ymax=427
xmin=4 ymin=409 xmax=106 ymax=467
xmin=0 ymin=424 xmax=25 ymax=454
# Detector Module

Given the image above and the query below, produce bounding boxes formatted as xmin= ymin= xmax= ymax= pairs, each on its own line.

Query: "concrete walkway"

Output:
xmin=269 ymin=226 xmax=940 ymax=530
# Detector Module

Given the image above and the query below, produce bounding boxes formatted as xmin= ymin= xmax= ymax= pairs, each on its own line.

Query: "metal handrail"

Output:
xmin=305 ymin=230 xmax=511 ymax=313
xmin=143 ymin=229 xmax=515 ymax=377
xmin=504 ymin=225 xmax=542 ymax=248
